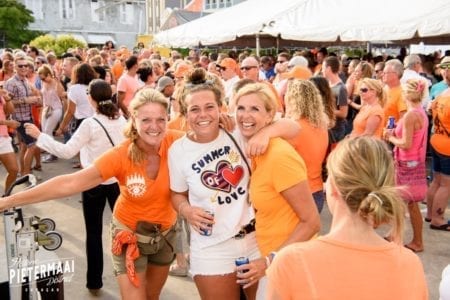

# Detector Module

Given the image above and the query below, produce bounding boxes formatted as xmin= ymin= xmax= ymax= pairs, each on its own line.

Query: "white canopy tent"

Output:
xmin=154 ymin=0 xmax=450 ymax=49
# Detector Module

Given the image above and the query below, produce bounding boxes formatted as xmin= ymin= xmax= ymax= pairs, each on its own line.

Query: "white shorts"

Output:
xmin=190 ymin=232 xmax=261 ymax=276
xmin=0 ymin=136 xmax=13 ymax=155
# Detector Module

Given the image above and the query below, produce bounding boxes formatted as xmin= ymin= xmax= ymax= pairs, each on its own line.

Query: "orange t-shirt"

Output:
xmin=288 ymin=119 xmax=328 ymax=193
xmin=267 ymin=237 xmax=428 ymax=300
xmin=384 ymin=85 xmax=407 ymax=123
xmin=431 ymin=94 xmax=450 ymax=155
xmin=94 ymin=130 xmax=183 ymax=231
xmin=351 ymin=104 xmax=385 ymax=138
xmin=111 ymin=60 xmax=124 ymax=81
xmin=251 ymin=138 xmax=307 ymax=256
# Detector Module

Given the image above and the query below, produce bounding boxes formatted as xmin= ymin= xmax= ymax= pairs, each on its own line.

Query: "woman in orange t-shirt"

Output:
xmin=267 ymin=137 xmax=428 ymax=300
xmin=0 ymin=88 xmax=183 ymax=299
xmin=285 ymin=79 xmax=329 ymax=212
xmin=350 ymin=78 xmax=385 ymax=138
xmin=427 ymin=82 xmax=450 ymax=231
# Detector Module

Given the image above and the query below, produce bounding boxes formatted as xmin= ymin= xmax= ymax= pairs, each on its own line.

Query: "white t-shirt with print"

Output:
xmin=169 ymin=129 xmax=254 ymax=250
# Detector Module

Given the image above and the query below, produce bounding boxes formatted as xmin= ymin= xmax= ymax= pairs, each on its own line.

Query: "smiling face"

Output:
xmin=185 ymin=90 xmax=221 ymax=143
xmin=235 ymin=92 xmax=274 ymax=139
xmin=133 ymin=102 xmax=168 ymax=150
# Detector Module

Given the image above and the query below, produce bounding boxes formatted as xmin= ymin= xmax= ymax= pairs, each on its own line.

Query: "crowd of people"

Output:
xmin=0 ymin=40 xmax=449 ymax=299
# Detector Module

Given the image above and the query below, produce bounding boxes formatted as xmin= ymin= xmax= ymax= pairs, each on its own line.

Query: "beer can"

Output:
xmin=235 ymin=257 xmax=249 ymax=273
xmin=200 ymin=210 xmax=214 ymax=236
xmin=387 ymin=116 xmax=395 ymax=129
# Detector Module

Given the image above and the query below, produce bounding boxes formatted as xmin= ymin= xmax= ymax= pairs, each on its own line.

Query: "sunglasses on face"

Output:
xmin=17 ymin=64 xmax=28 ymax=69
xmin=375 ymin=70 xmax=383 ymax=73
xmin=217 ymin=66 xmax=226 ymax=72
xmin=360 ymin=88 xmax=370 ymax=93
xmin=277 ymin=60 xmax=287 ymax=64
xmin=240 ymin=66 xmax=257 ymax=71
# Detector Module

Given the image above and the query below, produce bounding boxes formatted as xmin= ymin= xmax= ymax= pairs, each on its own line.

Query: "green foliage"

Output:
xmin=0 ymin=0 xmax=37 ymax=48
xmin=30 ymin=34 xmax=86 ymax=57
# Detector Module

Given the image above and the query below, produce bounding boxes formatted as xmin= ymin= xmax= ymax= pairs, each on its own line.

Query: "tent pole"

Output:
xmin=256 ymin=33 xmax=260 ymax=57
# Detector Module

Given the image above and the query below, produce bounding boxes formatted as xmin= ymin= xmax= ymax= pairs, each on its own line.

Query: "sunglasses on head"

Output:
xmin=360 ymin=88 xmax=370 ymax=93
xmin=17 ymin=64 xmax=28 ymax=68
xmin=240 ymin=66 xmax=257 ymax=71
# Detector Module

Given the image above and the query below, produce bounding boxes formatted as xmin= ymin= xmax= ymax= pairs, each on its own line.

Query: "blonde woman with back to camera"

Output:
xmin=266 ymin=136 xmax=428 ymax=300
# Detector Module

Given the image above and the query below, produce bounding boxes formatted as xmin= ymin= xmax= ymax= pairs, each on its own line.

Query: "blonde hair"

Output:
xmin=403 ymin=79 xmax=425 ymax=104
xmin=37 ymin=64 xmax=53 ymax=78
xmin=235 ymin=83 xmax=278 ymax=121
xmin=327 ymin=136 xmax=405 ymax=240
xmin=360 ymin=78 xmax=386 ymax=106
xmin=124 ymin=88 xmax=169 ymax=163
xmin=286 ymin=79 xmax=328 ymax=128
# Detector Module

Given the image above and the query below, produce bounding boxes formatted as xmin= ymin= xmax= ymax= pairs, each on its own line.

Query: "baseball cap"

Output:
xmin=284 ymin=66 xmax=312 ymax=80
xmin=219 ymin=58 xmax=237 ymax=71
xmin=173 ymin=63 xmax=192 ymax=78
xmin=439 ymin=56 xmax=450 ymax=69
xmin=157 ymin=76 xmax=174 ymax=92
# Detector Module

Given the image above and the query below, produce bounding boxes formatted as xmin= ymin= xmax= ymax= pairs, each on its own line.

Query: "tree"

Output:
xmin=0 ymin=0 xmax=41 ymax=48
xmin=30 ymin=34 xmax=86 ymax=57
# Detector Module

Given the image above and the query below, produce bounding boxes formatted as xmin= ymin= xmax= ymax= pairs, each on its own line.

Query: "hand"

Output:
xmin=183 ymin=206 xmax=215 ymax=234
xmin=24 ymin=123 xmax=41 ymax=139
xmin=383 ymin=128 xmax=394 ymax=141
xmin=4 ymin=119 xmax=20 ymax=129
xmin=235 ymin=257 xmax=267 ymax=289
xmin=219 ymin=112 xmax=235 ymax=132
xmin=246 ymin=130 xmax=269 ymax=157
xmin=55 ymin=127 xmax=64 ymax=136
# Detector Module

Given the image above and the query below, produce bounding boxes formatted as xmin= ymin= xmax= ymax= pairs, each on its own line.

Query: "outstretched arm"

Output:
xmin=0 ymin=166 xmax=105 ymax=210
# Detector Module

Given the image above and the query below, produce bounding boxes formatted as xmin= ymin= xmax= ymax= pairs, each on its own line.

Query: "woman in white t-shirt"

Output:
xmin=168 ymin=68 xmax=299 ymax=300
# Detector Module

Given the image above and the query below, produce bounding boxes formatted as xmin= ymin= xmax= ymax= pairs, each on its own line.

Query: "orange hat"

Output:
xmin=219 ymin=58 xmax=237 ymax=71
xmin=174 ymin=63 xmax=192 ymax=78
xmin=285 ymin=66 xmax=312 ymax=80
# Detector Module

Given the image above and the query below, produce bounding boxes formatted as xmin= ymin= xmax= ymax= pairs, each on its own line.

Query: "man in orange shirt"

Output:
xmin=383 ymin=59 xmax=407 ymax=123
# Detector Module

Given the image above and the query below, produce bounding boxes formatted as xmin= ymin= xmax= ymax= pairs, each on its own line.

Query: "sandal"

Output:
xmin=404 ymin=244 xmax=423 ymax=253
xmin=72 ymin=162 xmax=82 ymax=169
xmin=424 ymin=218 xmax=431 ymax=222
xmin=430 ymin=223 xmax=450 ymax=231
xmin=32 ymin=165 xmax=42 ymax=171
xmin=169 ymin=264 xmax=188 ymax=277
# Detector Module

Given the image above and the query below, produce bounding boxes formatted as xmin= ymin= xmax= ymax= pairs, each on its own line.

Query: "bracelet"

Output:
xmin=178 ymin=201 xmax=189 ymax=217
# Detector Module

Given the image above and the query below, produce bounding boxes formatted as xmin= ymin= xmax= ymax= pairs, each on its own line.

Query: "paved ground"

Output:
xmin=0 ymin=156 xmax=449 ymax=299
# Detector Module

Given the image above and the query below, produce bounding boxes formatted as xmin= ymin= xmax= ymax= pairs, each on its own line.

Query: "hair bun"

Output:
xmin=186 ymin=68 xmax=207 ymax=84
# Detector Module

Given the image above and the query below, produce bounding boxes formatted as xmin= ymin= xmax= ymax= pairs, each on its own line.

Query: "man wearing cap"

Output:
xmin=401 ymin=54 xmax=431 ymax=106
xmin=431 ymin=57 xmax=450 ymax=100
xmin=218 ymin=58 xmax=240 ymax=103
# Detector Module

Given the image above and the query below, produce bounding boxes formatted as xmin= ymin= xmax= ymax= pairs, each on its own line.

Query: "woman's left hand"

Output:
xmin=246 ymin=130 xmax=269 ymax=157
xmin=235 ymin=257 xmax=267 ymax=289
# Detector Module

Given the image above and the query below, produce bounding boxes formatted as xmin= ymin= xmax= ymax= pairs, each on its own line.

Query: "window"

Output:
xmin=24 ymin=0 xmax=43 ymax=20
xmin=91 ymin=0 xmax=105 ymax=23
xmin=120 ymin=2 xmax=134 ymax=25
xmin=60 ymin=0 xmax=75 ymax=19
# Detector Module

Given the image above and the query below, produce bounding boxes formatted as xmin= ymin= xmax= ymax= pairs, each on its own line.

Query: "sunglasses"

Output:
xmin=277 ymin=60 xmax=287 ymax=64
xmin=17 ymin=64 xmax=29 ymax=68
xmin=375 ymin=70 xmax=383 ymax=73
xmin=440 ymin=65 xmax=450 ymax=70
xmin=360 ymin=88 xmax=370 ymax=93
xmin=240 ymin=66 xmax=257 ymax=71
xmin=217 ymin=66 xmax=226 ymax=72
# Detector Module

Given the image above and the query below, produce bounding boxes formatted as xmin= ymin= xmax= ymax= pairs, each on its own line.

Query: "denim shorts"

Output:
xmin=16 ymin=120 xmax=36 ymax=147
xmin=431 ymin=147 xmax=450 ymax=176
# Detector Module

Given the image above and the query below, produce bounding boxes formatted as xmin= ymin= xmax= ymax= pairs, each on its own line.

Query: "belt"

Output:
xmin=112 ymin=217 xmax=172 ymax=244
xmin=234 ymin=219 xmax=256 ymax=239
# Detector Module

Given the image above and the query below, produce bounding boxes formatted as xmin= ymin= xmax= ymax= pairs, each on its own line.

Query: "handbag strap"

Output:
xmin=221 ymin=128 xmax=251 ymax=175
xmin=92 ymin=117 xmax=115 ymax=146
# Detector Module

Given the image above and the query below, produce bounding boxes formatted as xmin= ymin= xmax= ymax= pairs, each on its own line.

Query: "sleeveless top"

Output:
xmin=41 ymin=81 xmax=62 ymax=110
xmin=394 ymin=107 xmax=428 ymax=162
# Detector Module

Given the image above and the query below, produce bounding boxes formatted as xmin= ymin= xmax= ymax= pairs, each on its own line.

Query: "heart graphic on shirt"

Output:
xmin=223 ymin=165 xmax=244 ymax=187
xmin=201 ymin=160 xmax=244 ymax=192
